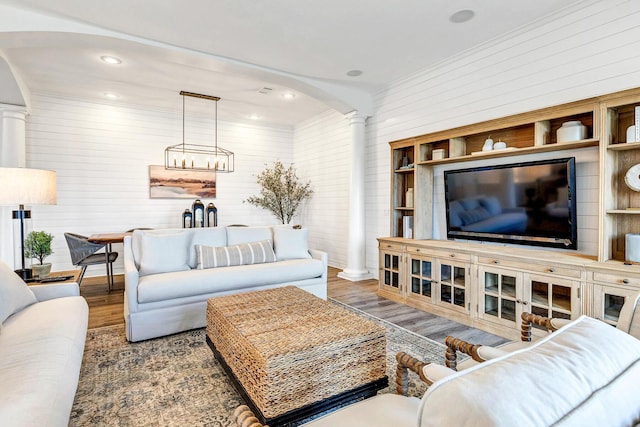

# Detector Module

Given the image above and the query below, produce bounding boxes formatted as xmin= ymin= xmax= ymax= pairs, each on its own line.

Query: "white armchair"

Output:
xmin=445 ymin=291 xmax=640 ymax=371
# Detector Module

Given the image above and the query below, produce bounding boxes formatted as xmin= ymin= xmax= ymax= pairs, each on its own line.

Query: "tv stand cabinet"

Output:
xmin=378 ymin=237 xmax=640 ymax=340
xmin=381 ymin=87 xmax=640 ymax=339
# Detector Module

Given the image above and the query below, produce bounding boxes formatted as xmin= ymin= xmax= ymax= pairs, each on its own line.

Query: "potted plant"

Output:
xmin=25 ymin=230 xmax=54 ymax=279
xmin=245 ymin=160 xmax=313 ymax=224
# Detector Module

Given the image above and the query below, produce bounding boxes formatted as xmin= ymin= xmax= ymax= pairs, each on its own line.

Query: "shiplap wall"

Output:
xmin=26 ymin=94 xmax=295 ymax=276
xmin=293 ymin=110 xmax=351 ymax=268
xmin=19 ymin=0 xmax=640 ymax=278
xmin=362 ymin=0 xmax=640 ymax=272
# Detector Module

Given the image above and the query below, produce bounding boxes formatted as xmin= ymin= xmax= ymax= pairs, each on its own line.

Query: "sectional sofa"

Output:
xmin=123 ymin=226 xmax=328 ymax=341
xmin=0 ymin=261 xmax=88 ymax=427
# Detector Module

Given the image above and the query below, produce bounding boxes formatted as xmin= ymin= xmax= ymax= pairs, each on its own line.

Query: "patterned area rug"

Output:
xmin=70 ymin=300 xmax=446 ymax=426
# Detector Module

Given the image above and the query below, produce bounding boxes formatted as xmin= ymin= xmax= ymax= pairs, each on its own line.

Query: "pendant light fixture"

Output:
xmin=164 ymin=91 xmax=235 ymax=172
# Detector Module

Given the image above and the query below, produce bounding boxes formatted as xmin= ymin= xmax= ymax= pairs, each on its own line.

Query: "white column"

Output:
xmin=0 ymin=104 xmax=29 ymax=268
xmin=338 ymin=112 xmax=373 ymax=282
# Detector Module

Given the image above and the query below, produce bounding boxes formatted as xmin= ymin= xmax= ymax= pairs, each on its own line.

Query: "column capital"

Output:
xmin=345 ymin=111 xmax=368 ymax=125
xmin=0 ymin=103 xmax=30 ymax=119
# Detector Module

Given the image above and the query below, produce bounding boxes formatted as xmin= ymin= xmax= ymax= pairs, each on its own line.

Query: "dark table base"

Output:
xmin=206 ymin=336 xmax=388 ymax=427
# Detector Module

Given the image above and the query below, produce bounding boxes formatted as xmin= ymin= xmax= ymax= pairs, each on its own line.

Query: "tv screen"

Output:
xmin=444 ymin=158 xmax=577 ymax=249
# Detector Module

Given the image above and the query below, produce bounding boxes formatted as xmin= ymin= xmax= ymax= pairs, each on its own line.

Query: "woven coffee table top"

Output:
xmin=207 ymin=286 xmax=385 ymax=358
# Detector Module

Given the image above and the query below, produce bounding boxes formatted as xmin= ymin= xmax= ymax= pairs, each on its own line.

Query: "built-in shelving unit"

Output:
xmin=380 ymin=87 xmax=640 ymax=339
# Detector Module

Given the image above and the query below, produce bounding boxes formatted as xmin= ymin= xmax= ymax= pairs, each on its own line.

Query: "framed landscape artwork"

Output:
xmin=149 ymin=165 xmax=216 ymax=199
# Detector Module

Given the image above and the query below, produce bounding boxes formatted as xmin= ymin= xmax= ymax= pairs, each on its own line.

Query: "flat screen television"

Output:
xmin=444 ymin=157 xmax=577 ymax=249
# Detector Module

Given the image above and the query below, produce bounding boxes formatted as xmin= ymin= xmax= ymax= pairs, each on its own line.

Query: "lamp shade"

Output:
xmin=0 ymin=167 xmax=57 ymax=205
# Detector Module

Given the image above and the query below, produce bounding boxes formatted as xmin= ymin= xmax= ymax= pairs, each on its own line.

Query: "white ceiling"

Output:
xmin=0 ymin=0 xmax=581 ymax=126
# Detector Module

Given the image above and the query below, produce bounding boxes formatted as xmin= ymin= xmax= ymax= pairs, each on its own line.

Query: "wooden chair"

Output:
xmin=445 ymin=292 xmax=640 ymax=371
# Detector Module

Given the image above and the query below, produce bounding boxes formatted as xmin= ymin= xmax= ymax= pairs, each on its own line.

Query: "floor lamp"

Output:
xmin=0 ymin=167 xmax=57 ymax=280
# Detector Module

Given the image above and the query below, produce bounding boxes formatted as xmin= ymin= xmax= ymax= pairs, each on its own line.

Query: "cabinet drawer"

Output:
xmin=592 ymin=271 xmax=640 ymax=287
xmin=379 ymin=242 xmax=404 ymax=252
xmin=478 ymin=256 xmax=582 ymax=279
xmin=408 ymin=246 xmax=470 ymax=262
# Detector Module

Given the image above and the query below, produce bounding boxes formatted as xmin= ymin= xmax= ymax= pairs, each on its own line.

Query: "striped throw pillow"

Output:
xmin=195 ymin=240 xmax=276 ymax=269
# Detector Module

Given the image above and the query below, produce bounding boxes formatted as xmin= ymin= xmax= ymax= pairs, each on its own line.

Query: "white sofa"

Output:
xmin=123 ymin=226 xmax=328 ymax=342
xmin=0 ymin=261 xmax=88 ymax=427
xmin=236 ymin=315 xmax=640 ymax=426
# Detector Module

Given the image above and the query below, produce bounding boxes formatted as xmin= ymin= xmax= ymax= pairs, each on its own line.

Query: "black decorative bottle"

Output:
xmin=192 ymin=199 xmax=205 ymax=228
xmin=182 ymin=209 xmax=193 ymax=228
xmin=206 ymin=203 xmax=218 ymax=227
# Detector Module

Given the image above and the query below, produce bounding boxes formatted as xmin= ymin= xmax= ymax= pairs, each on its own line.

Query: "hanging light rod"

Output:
xmin=164 ymin=90 xmax=235 ymax=173
xmin=179 ymin=91 xmax=220 ymax=101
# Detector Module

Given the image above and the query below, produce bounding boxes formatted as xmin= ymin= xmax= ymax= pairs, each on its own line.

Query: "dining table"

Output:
xmin=88 ymin=232 xmax=133 ymax=290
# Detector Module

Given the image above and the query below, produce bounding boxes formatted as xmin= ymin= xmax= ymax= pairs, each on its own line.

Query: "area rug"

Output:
xmin=70 ymin=301 xmax=446 ymax=426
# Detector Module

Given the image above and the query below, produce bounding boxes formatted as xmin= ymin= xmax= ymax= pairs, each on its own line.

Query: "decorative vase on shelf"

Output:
xmin=557 ymin=121 xmax=587 ymax=143
xmin=627 ymin=125 xmax=637 ymax=143
xmin=405 ymin=188 xmax=414 ymax=208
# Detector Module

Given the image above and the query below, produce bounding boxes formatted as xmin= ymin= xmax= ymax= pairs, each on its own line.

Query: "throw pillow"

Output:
xmin=226 ymin=226 xmax=273 ymax=246
xmin=0 ymin=260 xmax=37 ymax=323
xmin=459 ymin=206 xmax=491 ymax=225
xmin=479 ymin=197 xmax=502 ymax=216
xmin=138 ymin=232 xmax=191 ymax=276
xmin=188 ymin=228 xmax=228 ymax=268
xmin=273 ymin=227 xmax=312 ymax=261
xmin=196 ymin=240 xmax=276 ymax=269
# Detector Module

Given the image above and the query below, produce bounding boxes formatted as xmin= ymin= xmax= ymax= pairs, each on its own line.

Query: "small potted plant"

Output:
xmin=25 ymin=230 xmax=54 ymax=279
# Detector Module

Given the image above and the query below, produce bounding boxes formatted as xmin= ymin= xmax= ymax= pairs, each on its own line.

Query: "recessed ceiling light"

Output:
xmin=100 ymin=55 xmax=122 ymax=65
xmin=281 ymin=92 xmax=296 ymax=100
xmin=346 ymin=70 xmax=363 ymax=77
xmin=248 ymin=114 xmax=262 ymax=120
xmin=449 ymin=9 xmax=474 ymax=23
xmin=103 ymin=92 xmax=119 ymax=99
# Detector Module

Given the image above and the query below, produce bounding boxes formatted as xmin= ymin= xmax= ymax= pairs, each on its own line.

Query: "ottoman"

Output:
xmin=206 ymin=286 xmax=387 ymax=426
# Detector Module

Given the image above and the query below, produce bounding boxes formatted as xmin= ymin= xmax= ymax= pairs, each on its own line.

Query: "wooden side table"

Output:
xmin=26 ymin=269 xmax=80 ymax=286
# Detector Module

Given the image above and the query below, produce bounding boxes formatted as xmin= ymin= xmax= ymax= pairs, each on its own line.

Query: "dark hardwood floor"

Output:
xmin=80 ymin=266 xmax=506 ymax=346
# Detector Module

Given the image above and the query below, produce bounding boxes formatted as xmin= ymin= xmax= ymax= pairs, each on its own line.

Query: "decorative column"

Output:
xmin=338 ymin=112 xmax=373 ymax=282
xmin=0 ymin=104 xmax=29 ymax=268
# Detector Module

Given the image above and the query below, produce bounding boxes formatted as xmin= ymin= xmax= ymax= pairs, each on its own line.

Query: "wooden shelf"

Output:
xmin=394 ymin=168 xmax=415 ymax=173
xmin=417 ymin=139 xmax=598 ymax=166
xmin=607 ymin=141 xmax=640 ymax=151
xmin=394 ymin=207 xmax=414 ymax=211
xmin=606 ymin=209 xmax=640 ymax=214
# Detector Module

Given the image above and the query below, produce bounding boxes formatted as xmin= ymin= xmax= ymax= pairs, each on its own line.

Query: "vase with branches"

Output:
xmin=245 ymin=161 xmax=313 ymax=224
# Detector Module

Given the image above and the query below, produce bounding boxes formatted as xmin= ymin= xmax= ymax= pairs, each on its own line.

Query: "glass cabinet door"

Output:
xmin=592 ymin=285 xmax=637 ymax=327
xmin=380 ymin=251 xmax=402 ymax=291
xmin=438 ymin=261 xmax=469 ymax=312
xmin=525 ymin=274 xmax=580 ymax=334
xmin=479 ymin=267 xmax=520 ymax=327
xmin=409 ymin=256 xmax=435 ymax=303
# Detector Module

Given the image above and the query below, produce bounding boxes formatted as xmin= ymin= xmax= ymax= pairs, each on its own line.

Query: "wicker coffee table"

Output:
xmin=206 ymin=286 xmax=388 ymax=426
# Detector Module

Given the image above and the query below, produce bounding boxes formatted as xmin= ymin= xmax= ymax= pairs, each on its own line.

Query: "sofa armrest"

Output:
xmin=422 ymin=363 xmax=457 ymax=383
xmin=123 ymin=235 xmax=140 ymax=314
xmin=233 ymin=405 xmax=265 ymax=427
xmin=30 ymin=283 xmax=80 ymax=301
xmin=520 ymin=312 xmax=564 ymax=341
xmin=395 ymin=351 xmax=434 ymax=395
xmin=309 ymin=248 xmax=328 ymax=279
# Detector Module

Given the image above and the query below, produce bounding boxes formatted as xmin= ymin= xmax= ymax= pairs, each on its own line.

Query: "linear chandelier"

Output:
xmin=164 ymin=91 xmax=235 ymax=173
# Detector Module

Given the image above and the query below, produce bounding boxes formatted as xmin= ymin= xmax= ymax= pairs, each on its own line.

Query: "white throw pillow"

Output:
xmin=226 ymin=226 xmax=273 ymax=245
xmin=138 ymin=232 xmax=191 ymax=276
xmin=196 ymin=240 xmax=276 ymax=269
xmin=0 ymin=260 xmax=37 ymax=323
xmin=273 ymin=227 xmax=312 ymax=261
xmin=188 ymin=228 xmax=228 ymax=268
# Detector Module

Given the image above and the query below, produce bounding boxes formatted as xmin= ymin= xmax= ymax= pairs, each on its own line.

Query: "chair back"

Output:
xmin=64 ymin=233 xmax=106 ymax=265
xmin=616 ymin=291 xmax=640 ymax=339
